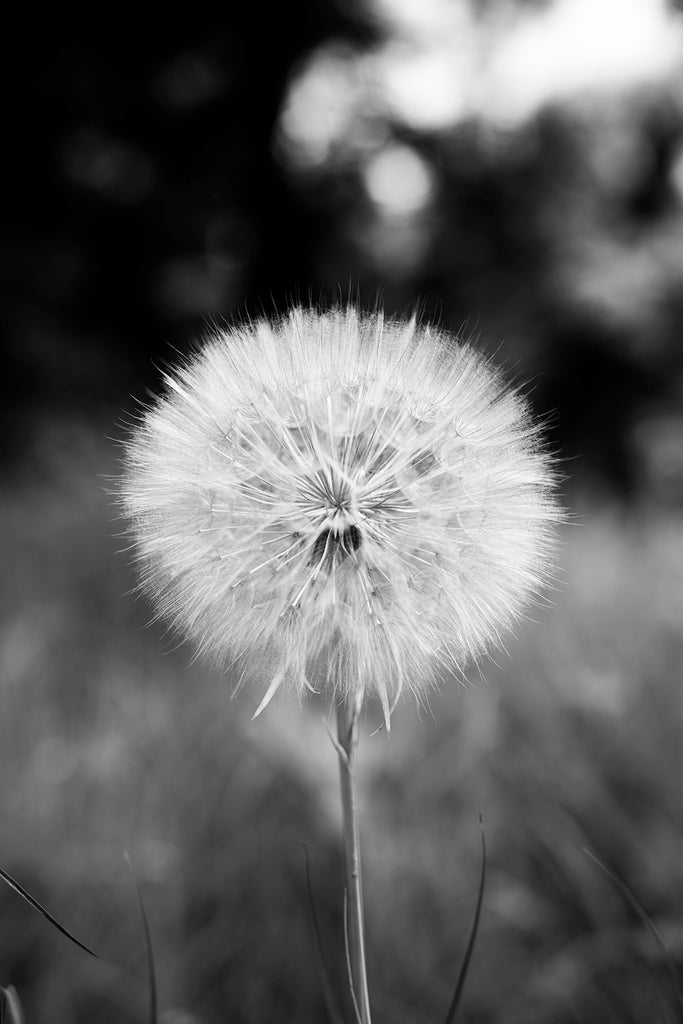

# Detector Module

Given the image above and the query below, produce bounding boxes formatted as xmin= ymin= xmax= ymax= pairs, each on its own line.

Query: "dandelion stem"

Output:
xmin=336 ymin=693 xmax=372 ymax=1024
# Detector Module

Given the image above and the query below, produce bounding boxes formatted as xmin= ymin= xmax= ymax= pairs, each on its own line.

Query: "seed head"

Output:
xmin=122 ymin=307 xmax=560 ymax=719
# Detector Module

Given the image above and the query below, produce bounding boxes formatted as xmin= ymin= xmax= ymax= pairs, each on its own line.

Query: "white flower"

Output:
xmin=122 ymin=306 xmax=560 ymax=719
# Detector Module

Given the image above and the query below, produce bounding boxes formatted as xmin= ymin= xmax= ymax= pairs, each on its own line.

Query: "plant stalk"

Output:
xmin=336 ymin=693 xmax=372 ymax=1024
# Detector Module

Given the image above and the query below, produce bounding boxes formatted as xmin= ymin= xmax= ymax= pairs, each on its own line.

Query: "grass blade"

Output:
xmin=300 ymin=843 xmax=346 ymax=1024
xmin=0 ymin=987 xmax=25 ymax=1024
xmin=442 ymin=816 xmax=487 ymax=1024
xmin=123 ymin=852 xmax=158 ymax=1024
xmin=583 ymin=847 xmax=683 ymax=1015
xmin=0 ymin=866 xmax=99 ymax=959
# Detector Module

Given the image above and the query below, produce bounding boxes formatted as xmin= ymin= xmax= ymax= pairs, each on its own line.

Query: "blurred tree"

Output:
xmin=0 ymin=2 xmax=367 ymax=448
xmin=3 ymin=0 xmax=683 ymax=504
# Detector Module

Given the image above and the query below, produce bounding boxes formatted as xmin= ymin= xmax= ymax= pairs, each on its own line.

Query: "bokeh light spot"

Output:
xmin=364 ymin=144 xmax=434 ymax=214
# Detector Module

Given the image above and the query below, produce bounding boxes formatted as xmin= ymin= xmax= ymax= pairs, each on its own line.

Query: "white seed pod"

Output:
xmin=121 ymin=306 xmax=561 ymax=720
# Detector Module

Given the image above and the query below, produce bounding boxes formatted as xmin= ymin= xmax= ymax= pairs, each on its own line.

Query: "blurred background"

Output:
xmin=2 ymin=0 xmax=683 ymax=1021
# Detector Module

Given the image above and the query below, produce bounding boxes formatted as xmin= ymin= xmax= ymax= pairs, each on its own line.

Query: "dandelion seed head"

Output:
xmin=122 ymin=306 xmax=561 ymax=717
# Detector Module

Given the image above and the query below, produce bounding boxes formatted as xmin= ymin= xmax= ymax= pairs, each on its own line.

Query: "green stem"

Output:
xmin=336 ymin=694 xmax=372 ymax=1024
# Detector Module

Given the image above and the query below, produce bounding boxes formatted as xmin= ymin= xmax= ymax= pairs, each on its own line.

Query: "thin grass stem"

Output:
xmin=336 ymin=694 xmax=372 ymax=1024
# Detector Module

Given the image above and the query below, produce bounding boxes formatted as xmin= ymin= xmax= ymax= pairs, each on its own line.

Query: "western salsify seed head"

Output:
xmin=121 ymin=306 xmax=561 ymax=721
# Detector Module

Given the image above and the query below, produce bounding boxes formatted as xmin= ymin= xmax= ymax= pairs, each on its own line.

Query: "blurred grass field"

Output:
xmin=2 ymin=417 xmax=683 ymax=1024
